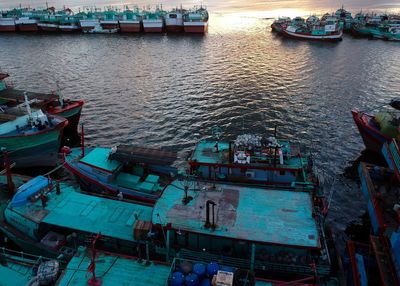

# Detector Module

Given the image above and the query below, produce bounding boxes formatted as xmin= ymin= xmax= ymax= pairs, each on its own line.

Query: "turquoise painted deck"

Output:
xmin=57 ymin=249 xmax=170 ymax=286
xmin=190 ymin=140 xmax=304 ymax=168
xmin=153 ymin=180 xmax=320 ymax=248
xmin=9 ymin=181 xmax=153 ymax=242
xmin=79 ymin=147 xmax=121 ymax=173
xmin=0 ymin=258 xmax=33 ymax=286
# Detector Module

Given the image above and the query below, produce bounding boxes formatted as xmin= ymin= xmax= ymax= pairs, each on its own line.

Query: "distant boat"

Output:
xmin=271 ymin=16 xmax=291 ymax=33
xmin=119 ymin=7 xmax=142 ymax=33
xmin=281 ymin=15 xmax=343 ymax=41
xmin=165 ymin=9 xmax=184 ymax=33
xmin=183 ymin=6 xmax=208 ymax=33
xmin=63 ymin=145 xmax=178 ymax=204
xmin=142 ymin=8 xmax=165 ymax=33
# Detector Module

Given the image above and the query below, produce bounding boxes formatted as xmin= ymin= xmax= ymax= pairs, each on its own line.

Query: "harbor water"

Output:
xmin=0 ymin=11 xmax=400 ymax=243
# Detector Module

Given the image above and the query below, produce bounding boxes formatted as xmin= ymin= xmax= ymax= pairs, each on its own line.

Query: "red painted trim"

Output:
xmin=47 ymin=100 xmax=84 ymax=115
xmin=352 ymin=110 xmax=391 ymax=141
xmin=346 ymin=241 xmax=361 ymax=286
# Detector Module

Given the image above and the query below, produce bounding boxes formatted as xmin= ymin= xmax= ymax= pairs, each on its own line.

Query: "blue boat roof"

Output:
xmin=9 ymin=181 xmax=153 ymax=242
xmin=79 ymin=147 xmax=121 ymax=173
xmin=57 ymin=248 xmax=170 ymax=286
xmin=152 ymin=180 xmax=320 ymax=248
xmin=190 ymin=139 xmax=305 ymax=169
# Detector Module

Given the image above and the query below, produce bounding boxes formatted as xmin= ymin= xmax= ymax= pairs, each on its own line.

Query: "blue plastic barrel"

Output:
xmin=185 ymin=273 xmax=199 ymax=286
xmin=193 ymin=263 xmax=206 ymax=279
xmin=206 ymin=262 xmax=219 ymax=277
xmin=199 ymin=278 xmax=211 ymax=286
xmin=170 ymin=271 xmax=184 ymax=286
xmin=179 ymin=261 xmax=193 ymax=274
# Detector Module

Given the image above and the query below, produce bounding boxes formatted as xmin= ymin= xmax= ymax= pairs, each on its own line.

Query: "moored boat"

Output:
xmin=0 ymin=72 xmax=84 ymax=133
xmin=58 ymin=9 xmax=81 ymax=33
xmin=282 ymin=15 xmax=343 ymax=41
xmin=271 ymin=16 xmax=291 ymax=33
xmin=142 ymin=8 xmax=165 ymax=33
xmin=188 ymin=132 xmax=323 ymax=202
xmin=100 ymin=8 xmax=120 ymax=31
xmin=15 ymin=17 xmax=38 ymax=32
xmin=165 ymin=8 xmax=184 ymax=33
xmin=183 ymin=6 xmax=208 ymax=33
xmin=351 ymin=107 xmax=399 ymax=153
xmin=119 ymin=6 xmax=141 ymax=33
xmin=0 ymin=16 xmax=16 ymax=32
xmin=0 ymin=175 xmax=153 ymax=259
xmin=335 ymin=6 xmax=353 ymax=32
xmin=0 ymin=107 xmax=67 ymax=168
xmin=63 ymin=145 xmax=177 ymax=204
xmin=150 ymin=179 xmax=339 ymax=284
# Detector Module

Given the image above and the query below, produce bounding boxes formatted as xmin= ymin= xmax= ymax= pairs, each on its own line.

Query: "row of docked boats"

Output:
xmin=0 ymin=79 xmax=342 ymax=285
xmin=271 ymin=7 xmax=400 ymax=41
xmin=0 ymin=5 xmax=209 ymax=34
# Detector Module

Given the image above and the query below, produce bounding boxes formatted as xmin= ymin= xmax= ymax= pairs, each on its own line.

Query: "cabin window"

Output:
xmin=198 ymin=235 xmax=211 ymax=252
xmin=188 ymin=233 xmax=198 ymax=249
xmin=279 ymin=170 xmax=285 ymax=176
xmin=169 ymin=14 xmax=177 ymax=19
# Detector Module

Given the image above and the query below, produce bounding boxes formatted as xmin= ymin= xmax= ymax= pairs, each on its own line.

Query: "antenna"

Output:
xmin=24 ymin=92 xmax=32 ymax=122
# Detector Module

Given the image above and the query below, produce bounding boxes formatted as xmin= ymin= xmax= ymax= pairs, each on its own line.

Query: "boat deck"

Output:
xmin=190 ymin=140 xmax=304 ymax=169
xmin=0 ymin=88 xmax=56 ymax=103
xmin=153 ymin=180 xmax=320 ymax=248
xmin=79 ymin=147 xmax=121 ymax=173
xmin=57 ymin=248 xmax=171 ymax=286
xmin=9 ymin=181 xmax=153 ymax=242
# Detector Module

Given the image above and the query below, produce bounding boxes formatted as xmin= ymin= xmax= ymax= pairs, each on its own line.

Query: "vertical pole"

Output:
xmin=166 ymin=230 xmax=170 ymax=262
xmin=250 ymin=243 xmax=256 ymax=272
xmin=4 ymin=151 xmax=14 ymax=194
xmin=81 ymin=123 xmax=85 ymax=157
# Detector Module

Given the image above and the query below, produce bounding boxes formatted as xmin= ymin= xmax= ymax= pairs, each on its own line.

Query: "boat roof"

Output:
xmin=79 ymin=147 xmax=121 ymax=173
xmin=57 ymin=248 xmax=170 ymax=286
xmin=109 ymin=145 xmax=177 ymax=166
xmin=152 ymin=180 xmax=320 ymax=249
xmin=9 ymin=179 xmax=152 ymax=242
xmin=189 ymin=139 xmax=304 ymax=169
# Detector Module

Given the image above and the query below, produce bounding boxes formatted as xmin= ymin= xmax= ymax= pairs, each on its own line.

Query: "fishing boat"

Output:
xmin=0 ymin=94 xmax=67 ymax=168
xmin=15 ymin=17 xmax=39 ymax=32
xmin=271 ymin=17 xmax=291 ymax=33
xmin=119 ymin=6 xmax=141 ymax=33
xmin=343 ymin=162 xmax=400 ymax=286
xmin=335 ymin=6 xmax=353 ymax=31
xmin=351 ymin=104 xmax=400 ymax=153
xmin=352 ymin=14 xmax=388 ymax=37
xmin=165 ymin=8 xmax=184 ymax=33
xmin=79 ymin=10 xmax=117 ymax=34
xmin=142 ymin=7 xmax=165 ymax=33
xmin=58 ymin=9 xmax=81 ymax=33
xmin=150 ymin=179 xmax=339 ymax=284
xmin=183 ymin=6 xmax=208 ymax=33
xmin=62 ymin=145 xmax=177 ymax=204
xmin=282 ymin=15 xmax=343 ymax=41
xmin=0 ymin=72 xmax=84 ymax=133
xmin=0 ymin=175 xmax=154 ymax=259
xmin=0 ymin=16 xmax=16 ymax=32
xmin=188 ymin=131 xmax=323 ymax=200
xmin=37 ymin=7 xmax=59 ymax=32
xmin=100 ymin=8 xmax=120 ymax=31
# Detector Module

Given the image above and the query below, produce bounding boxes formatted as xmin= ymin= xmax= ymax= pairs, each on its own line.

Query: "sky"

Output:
xmin=0 ymin=0 xmax=399 ymax=17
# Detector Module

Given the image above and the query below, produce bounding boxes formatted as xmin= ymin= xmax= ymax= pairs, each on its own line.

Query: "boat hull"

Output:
xmin=119 ymin=21 xmax=141 ymax=33
xmin=100 ymin=21 xmax=119 ymax=31
xmin=183 ymin=22 xmax=208 ymax=33
xmin=47 ymin=100 xmax=84 ymax=133
xmin=166 ymin=25 xmax=184 ymax=33
xmin=143 ymin=21 xmax=164 ymax=33
xmin=0 ymin=116 xmax=67 ymax=168
xmin=17 ymin=23 xmax=38 ymax=32
xmin=281 ymin=29 xmax=343 ymax=41
xmin=38 ymin=23 xmax=59 ymax=32
xmin=59 ymin=25 xmax=81 ymax=33
xmin=351 ymin=110 xmax=391 ymax=153
xmin=0 ymin=25 xmax=16 ymax=32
